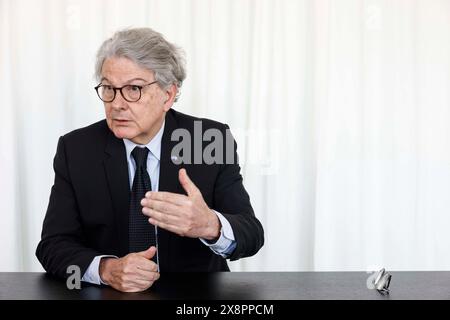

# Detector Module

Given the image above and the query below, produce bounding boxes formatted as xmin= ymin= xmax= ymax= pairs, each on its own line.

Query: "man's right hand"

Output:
xmin=99 ymin=246 xmax=160 ymax=292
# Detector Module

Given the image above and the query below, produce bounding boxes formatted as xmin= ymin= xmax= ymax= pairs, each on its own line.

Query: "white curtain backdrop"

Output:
xmin=1 ymin=0 xmax=450 ymax=272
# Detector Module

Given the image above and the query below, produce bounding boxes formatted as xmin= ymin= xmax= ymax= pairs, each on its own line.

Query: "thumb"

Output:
xmin=179 ymin=168 xmax=198 ymax=197
xmin=136 ymin=246 xmax=157 ymax=260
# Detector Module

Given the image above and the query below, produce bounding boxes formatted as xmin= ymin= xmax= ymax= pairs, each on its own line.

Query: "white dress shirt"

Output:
xmin=82 ymin=120 xmax=236 ymax=285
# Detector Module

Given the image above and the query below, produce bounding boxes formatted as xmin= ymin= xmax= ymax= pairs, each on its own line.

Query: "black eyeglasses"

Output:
xmin=94 ymin=81 xmax=158 ymax=102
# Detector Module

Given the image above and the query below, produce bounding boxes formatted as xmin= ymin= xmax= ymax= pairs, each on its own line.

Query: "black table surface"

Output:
xmin=1 ymin=272 xmax=449 ymax=300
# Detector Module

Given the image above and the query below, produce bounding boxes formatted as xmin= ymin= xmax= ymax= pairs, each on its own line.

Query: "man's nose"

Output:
xmin=110 ymin=90 xmax=128 ymax=110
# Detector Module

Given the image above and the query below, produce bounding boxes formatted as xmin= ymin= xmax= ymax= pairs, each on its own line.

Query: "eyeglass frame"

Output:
xmin=94 ymin=80 xmax=159 ymax=103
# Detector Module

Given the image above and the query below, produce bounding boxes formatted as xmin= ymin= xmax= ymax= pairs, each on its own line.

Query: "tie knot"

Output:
xmin=131 ymin=146 xmax=149 ymax=169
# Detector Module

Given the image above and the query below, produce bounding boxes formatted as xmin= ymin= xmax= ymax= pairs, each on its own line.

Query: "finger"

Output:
xmin=145 ymin=191 xmax=189 ymax=206
xmin=143 ymin=207 xmax=181 ymax=225
xmin=148 ymin=217 xmax=185 ymax=236
xmin=135 ymin=269 xmax=160 ymax=282
xmin=179 ymin=168 xmax=199 ymax=197
xmin=135 ymin=246 xmax=157 ymax=260
xmin=135 ymin=257 xmax=159 ymax=272
xmin=141 ymin=198 xmax=183 ymax=216
xmin=125 ymin=278 xmax=154 ymax=290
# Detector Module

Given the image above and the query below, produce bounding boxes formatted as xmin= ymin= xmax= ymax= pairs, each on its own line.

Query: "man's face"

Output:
xmin=101 ymin=56 xmax=170 ymax=145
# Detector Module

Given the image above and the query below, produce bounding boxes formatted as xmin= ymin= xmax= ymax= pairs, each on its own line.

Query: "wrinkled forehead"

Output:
xmin=101 ymin=56 xmax=154 ymax=85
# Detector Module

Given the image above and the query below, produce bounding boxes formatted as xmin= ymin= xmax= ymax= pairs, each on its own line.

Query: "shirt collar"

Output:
xmin=123 ymin=120 xmax=165 ymax=161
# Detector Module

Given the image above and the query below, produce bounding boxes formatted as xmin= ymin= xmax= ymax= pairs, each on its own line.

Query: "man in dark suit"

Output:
xmin=36 ymin=28 xmax=264 ymax=292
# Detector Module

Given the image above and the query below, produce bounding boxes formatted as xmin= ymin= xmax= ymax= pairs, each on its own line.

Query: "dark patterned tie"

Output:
xmin=129 ymin=146 xmax=157 ymax=261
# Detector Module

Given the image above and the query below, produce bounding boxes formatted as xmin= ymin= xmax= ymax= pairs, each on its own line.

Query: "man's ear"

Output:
xmin=163 ymin=84 xmax=178 ymax=111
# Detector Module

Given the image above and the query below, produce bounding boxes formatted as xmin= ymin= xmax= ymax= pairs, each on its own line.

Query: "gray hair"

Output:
xmin=95 ymin=27 xmax=186 ymax=101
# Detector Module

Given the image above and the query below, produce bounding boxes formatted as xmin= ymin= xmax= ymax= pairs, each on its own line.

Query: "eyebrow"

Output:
xmin=100 ymin=77 xmax=150 ymax=85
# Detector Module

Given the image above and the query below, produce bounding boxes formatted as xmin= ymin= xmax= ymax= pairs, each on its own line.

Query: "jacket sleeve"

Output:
xmin=36 ymin=136 xmax=100 ymax=279
xmin=213 ymin=125 xmax=264 ymax=261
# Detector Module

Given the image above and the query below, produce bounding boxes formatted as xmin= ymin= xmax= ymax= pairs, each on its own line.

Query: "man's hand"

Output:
xmin=99 ymin=246 xmax=160 ymax=292
xmin=140 ymin=168 xmax=221 ymax=240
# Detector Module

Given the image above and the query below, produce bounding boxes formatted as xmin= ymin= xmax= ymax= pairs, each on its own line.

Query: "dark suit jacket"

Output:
xmin=36 ymin=109 xmax=264 ymax=279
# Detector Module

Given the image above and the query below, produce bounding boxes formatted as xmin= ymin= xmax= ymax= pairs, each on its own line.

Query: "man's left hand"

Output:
xmin=141 ymin=168 xmax=221 ymax=240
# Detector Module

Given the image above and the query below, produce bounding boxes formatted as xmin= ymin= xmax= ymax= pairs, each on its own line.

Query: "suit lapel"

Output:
xmin=103 ymin=129 xmax=130 ymax=257
xmin=158 ymin=110 xmax=183 ymax=271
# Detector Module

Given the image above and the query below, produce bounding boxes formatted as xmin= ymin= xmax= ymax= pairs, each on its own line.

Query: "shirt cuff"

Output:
xmin=81 ymin=255 xmax=118 ymax=285
xmin=200 ymin=210 xmax=236 ymax=257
